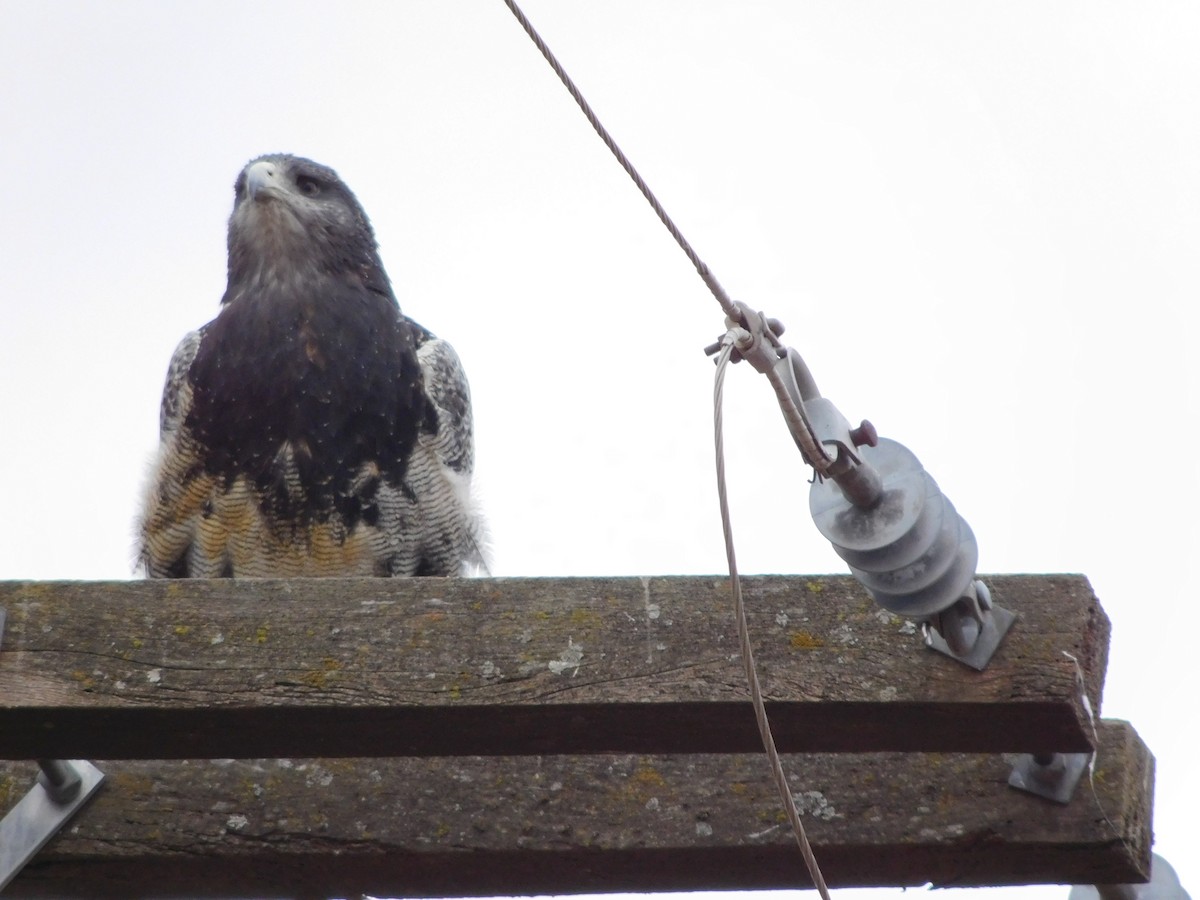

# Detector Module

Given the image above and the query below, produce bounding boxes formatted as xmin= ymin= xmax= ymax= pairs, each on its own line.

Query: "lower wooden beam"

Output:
xmin=2 ymin=721 xmax=1151 ymax=898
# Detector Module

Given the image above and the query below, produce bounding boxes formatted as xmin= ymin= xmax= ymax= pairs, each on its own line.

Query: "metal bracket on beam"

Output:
xmin=922 ymin=582 xmax=1018 ymax=671
xmin=1009 ymin=751 xmax=1090 ymax=804
xmin=1070 ymin=853 xmax=1192 ymax=900
xmin=0 ymin=612 xmax=108 ymax=891
xmin=0 ymin=760 xmax=106 ymax=891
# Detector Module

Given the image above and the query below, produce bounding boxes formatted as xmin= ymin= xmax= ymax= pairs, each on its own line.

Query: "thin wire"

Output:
xmin=715 ymin=334 xmax=832 ymax=900
xmin=501 ymin=0 xmax=738 ymax=320
xmin=501 ymin=0 xmax=840 ymax=480
xmin=1064 ymin=651 xmax=1131 ymax=853
xmin=504 ymin=4 xmax=833 ymax=883
xmin=501 ymin=0 xmax=849 ymax=482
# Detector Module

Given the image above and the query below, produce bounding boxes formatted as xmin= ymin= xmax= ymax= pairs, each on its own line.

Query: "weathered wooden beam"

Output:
xmin=1 ymin=721 xmax=1151 ymax=898
xmin=0 ymin=575 xmax=1109 ymax=758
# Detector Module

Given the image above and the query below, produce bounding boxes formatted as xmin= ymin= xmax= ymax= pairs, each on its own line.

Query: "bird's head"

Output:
xmin=223 ymin=154 xmax=393 ymax=302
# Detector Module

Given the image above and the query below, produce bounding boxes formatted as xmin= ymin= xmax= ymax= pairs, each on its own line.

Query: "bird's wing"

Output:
xmin=158 ymin=326 xmax=206 ymax=437
xmin=410 ymin=325 xmax=488 ymax=573
xmin=139 ymin=326 xmax=209 ymax=577
xmin=414 ymin=329 xmax=474 ymax=477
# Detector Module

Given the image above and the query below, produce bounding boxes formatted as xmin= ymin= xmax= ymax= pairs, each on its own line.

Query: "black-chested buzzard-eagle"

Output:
xmin=138 ymin=154 xmax=485 ymax=578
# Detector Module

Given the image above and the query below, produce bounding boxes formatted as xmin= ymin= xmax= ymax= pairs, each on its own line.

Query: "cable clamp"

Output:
xmin=705 ymin=302 xmax=787 ymax=375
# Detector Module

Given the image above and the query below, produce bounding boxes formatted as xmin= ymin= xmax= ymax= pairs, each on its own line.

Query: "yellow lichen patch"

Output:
xmin=131 ymin=637 xmax=144 ymax=649
xmin=616 ymin=764 xmax=671 ymax=806
xmin=301 ymin=657 xmax=343 ymax=689
xmin=0 ymin=775 xmax=15 ymax=808
xmin=15 ymin=582 xmax=51 ymax=602
xmin=70 ymin=670 xmax=96 ymax=689
xmin=790 ymin=631 xmax=824 ymax=649
xmin=730 ymin=782 xmax=749 ymax=795
xmin=569 ymin=608 xmax=602 ymax=628
xmin=255 ymin=625 xmax=269 ymax=644
xmin=632 ymin=766 xmax=667 ymax=789
xmin=173 ymin=625 xmax=191 ymax=636
xmin=240 ymin=778 xmax=262 ymax=803
xmin=301 ymin=670 xmax=327 ymax=689
xmin=805 ymin=581 xmax=825 ymax=593
xmin=112 ymin=771 xmax=155 ymax=793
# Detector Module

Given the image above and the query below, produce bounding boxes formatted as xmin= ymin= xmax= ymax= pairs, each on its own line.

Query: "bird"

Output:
xmin=138 ymin=153 xmax=485 ymax=578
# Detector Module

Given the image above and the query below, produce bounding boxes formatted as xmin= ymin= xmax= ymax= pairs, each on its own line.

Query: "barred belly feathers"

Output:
xmin=138 ymin=154 xmax=484 ymax=578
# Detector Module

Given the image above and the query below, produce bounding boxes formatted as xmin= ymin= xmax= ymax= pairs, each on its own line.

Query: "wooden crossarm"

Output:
xmin=0 ymin=575 xmax=1108 ymax=758
xmin=0 ymin=721 xmax=1151 ymax=898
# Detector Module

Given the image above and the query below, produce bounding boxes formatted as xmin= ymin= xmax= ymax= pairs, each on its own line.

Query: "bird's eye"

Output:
xmin=295 ymin=175 xmax=323 ymax=198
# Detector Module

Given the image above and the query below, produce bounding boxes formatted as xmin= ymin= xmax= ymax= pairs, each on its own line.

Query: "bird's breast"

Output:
xmin=183 ymin=282 xmax=428 ymax=532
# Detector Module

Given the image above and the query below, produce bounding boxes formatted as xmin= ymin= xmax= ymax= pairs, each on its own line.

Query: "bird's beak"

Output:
xmin=245 ymin=161 xmax=280 ymax=200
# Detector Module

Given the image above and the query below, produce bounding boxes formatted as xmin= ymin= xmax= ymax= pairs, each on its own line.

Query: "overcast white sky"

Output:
xmin=1 ymin=2 xmax=1196 ymax=898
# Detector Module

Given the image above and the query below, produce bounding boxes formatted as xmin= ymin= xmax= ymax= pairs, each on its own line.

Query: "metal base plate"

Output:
xmin=925 ymin=602 xmax=1017 ymax=670
xmin=1009 ymin=752 xmax=1090 ymax=804
xmin=1069 ymin=853 xmax=1191 ymax=900
xmin=0 ymin=760 xmax=106 ymax=891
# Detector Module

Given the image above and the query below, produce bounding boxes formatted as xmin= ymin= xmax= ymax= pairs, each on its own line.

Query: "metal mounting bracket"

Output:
xmin=921 ymin=581 xmax=1018 ymax=671
xmin=1070 ymin=853 xmax=1192 ymax=900
xmin=0 ymin=612 xmax=107 ymax=891
xmin=0 ymin=760 xmax=106 ymax=891
xmin=923 ymin=603 xmax=1018 ymax=670
xmin=1008 ymin=751 xmax=1090 ymax=804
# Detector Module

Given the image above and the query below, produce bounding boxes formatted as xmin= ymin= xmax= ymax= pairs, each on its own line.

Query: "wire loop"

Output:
xmin=714 ymin=333 xmax=832 ymax=900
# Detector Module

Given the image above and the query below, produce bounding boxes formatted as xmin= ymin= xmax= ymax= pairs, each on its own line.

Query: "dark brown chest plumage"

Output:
xmin=185 ymin=281 xmax=434 ymax=532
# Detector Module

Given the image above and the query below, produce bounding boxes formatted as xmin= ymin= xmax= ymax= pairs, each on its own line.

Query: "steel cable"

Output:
xmin=502 ymin=0 xmax=738 ymax=320
xmin=503 ymin=5 xmax=833 ymax=891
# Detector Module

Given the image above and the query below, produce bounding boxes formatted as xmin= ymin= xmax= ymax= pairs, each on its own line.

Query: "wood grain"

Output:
xmin=0 ymin=575 xmax=1109 ymax=758
xmin=1 ymin=721 xmax=1151 ymax=898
